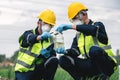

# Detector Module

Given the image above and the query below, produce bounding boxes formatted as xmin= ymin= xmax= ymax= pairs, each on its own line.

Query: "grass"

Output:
xmin=54 ymin=67 xmax=119 ymax=80
xmin=54 ymin=68 xmax=74 ymax=80
xmin=110 ymin=68 xmax=119 ymax=80
xmin=0 ymin=66 xmax=15 ymax=80
xmin=0 ymin=66 xmax=119 ymax=80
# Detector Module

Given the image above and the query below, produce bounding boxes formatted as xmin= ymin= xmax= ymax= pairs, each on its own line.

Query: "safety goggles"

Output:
xmin=38 ymin=19 xmax=53 ymax=28
xmin=79 ymin=10 xmax=87 ymax=15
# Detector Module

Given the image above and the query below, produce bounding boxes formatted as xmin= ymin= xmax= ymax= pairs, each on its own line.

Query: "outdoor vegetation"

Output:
xmin=0 ymin=50 xmax=119 ymax=80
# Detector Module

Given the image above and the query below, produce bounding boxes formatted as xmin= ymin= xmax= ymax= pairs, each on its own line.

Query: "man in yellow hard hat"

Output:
xmin=56 ymin=2 xmax=117 ymax=80
xmin=15 ymin=9 xmax=58 ymax=80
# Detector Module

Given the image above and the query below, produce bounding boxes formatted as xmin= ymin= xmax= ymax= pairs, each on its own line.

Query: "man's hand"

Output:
xmin=56 ymin=24 xmax=72 ymax=33
xmin=40 ymin=32 xmax=51 ymax=40
xmin=56 ymin=47 xmax=66 ymax=54
xmin=40 ymin=48 xmax=50 ymax=58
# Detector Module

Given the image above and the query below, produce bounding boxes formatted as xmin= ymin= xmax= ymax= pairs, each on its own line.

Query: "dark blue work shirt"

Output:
xmin=19 ymin=27 xmax=56 ymax=57
xmin=20 ymin=27 xmax=39 ymax=47
xmin=70 ymin=20 xmax=108 ymax=55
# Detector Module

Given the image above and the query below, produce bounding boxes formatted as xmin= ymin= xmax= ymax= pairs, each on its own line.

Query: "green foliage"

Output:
xmin=0 ymin=67 xmax=119 ymax=80
xmin=115 ymin=55 xmax=120 ymax=65
xmin=0 ymin=54 xmax=6 ymax=62
xmin=0 ymin=66 xmax=15 ymax=80
xmin=0 ymin=50 xmax=19 ymax=63
xmin=54 ymin=68 xmax=74 ymax=80
xmin=54 ymin=68 xmax=118 ymax=80
xmin=0 ymin=67 xmax=8 ymax=78
xmin=110 ymin=68 xmax=119 ymax=80
xmin=10 ymin=50 xmax=19 ymax=63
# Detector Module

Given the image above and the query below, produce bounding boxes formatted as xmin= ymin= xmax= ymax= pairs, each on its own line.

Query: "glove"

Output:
xmin=40 ymin=32 xmax=51 ymax=40
xmin=40 ymin=49 xmax=50 ymax=58
xmin=56 ymin=47 xmax=66 ymax=54
xmin=56 ymin=24 xmax=72 ymax=33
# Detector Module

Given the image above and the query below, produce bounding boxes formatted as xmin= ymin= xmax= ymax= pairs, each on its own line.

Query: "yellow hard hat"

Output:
xmin=68 ymin=2 xmax=88 ymax=20
xmin=38 ymin=9 xmax=56 ymax=26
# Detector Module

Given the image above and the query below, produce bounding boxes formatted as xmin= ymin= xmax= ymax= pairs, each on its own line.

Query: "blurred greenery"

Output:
xmin=0 ymin=66 xmax=119 ymax=80
xmin=0 ymin=54 xmax=5 ymax=62
xmin=115 ymin=55 xmax=120 ymax=65
xmin=110 ymin=68 xmax=119 ymax=80
xmin=10 ymin=50 xmax=19 ymax=63
xmin=54 ymin=68 xmax=74 ymax=80
xmin=0 ymin=50 xmax=19 ymax=64
xmin=0 ymin=50 xmax=119 ymax=80
xmin=0 ymin=66 xmax=15 ymax=80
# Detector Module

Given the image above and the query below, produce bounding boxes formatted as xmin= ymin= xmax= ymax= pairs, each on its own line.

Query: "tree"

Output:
xmin=10 ymin=50 xmax=19 ymax=63
xmin=0 ymin=54 xmax=6 ymax=63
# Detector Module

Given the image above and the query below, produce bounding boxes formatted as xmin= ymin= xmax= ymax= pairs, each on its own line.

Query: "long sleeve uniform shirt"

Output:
xmin=67 ymin=20 xmax=108 ymax=57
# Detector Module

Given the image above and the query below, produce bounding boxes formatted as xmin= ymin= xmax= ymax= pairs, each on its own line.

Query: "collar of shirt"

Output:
xmin=35 ymin=27 xmax=39 ymax=35
xmin=87 ymin=19 xmax=93 ymax=25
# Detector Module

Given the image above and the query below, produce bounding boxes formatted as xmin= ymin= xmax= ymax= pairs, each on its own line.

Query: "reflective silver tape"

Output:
xmin=76 ymin=32 xmax=81 ymax=41
xmin=92 ymin=37 xmax=99 ymax=46
xmin=17 ymin=60 xmax=32 ymax=68
xmin=44 ymin=56 xmax=57 ymax=68
xmin=96 ymin=26 xmax=99 ymax=38
xmin=27 ymin=33 xmax=33 ymax=44
xmin=92 ymin=37 xmax=112 ymax=50
xmin=92 ymin=24 xmax=99 ymax=46
xmin=102 ymin=45 xmax=111 ymax=50
xmin=66 ymin=56 xmax=75 ymax=65
xmin=72 ymin=48 xmax=80 ymax=55
xmin=20 ymin=48 xmax=38 ymax=58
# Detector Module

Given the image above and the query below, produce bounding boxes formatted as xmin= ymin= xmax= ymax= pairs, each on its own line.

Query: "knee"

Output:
xmin=89 ymin=46 xmax=105 ymax=58
xmin=59 ymin=56 xmax=75 ymax=68
xmin=44 ymin=56 xmax=58 ymax=68
xmin=59 ymin=56 xmax=67 ymax=66
xmin=50 ymin=57 xmax=58 ymax=65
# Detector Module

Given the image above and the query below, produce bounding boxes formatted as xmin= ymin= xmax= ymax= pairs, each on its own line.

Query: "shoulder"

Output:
xmin=94 ymin=21 xmax=105 ymax=28
xmin=19 ymin=30 xmax=33 ymax=40
xmin=24 ymin=29 xmax=33 ymax=34
xmin=21 ymin=29 xmax=34 ymax=37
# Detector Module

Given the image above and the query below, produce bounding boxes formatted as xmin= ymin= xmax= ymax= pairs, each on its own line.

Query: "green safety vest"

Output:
xmin=15 ymin=29 xmax=51 ymax=72
xmin=77 ymin=33 xmax=114 ymax=57
xmin=77 ymin=22 xmax=117 ymax=65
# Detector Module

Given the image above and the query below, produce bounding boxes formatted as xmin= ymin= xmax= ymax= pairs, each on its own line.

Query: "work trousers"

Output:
xmin=32 ymin=56 xmax=58 ymax=80
xmin=15 ymin=71 xmax=33 ymax=80
xmin=59 ymin=46 xmax=116 ymax=80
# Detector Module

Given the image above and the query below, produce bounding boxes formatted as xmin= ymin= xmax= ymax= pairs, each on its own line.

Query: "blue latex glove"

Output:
xmin=40 ymin=49 xmax=50 ymax=58
xmin=56 ymin=47 xmax=66 ymax=54
xmin=56 ymin=24 xmax=72 ymax=33
xmin=40 ymin=32 xmax=51 ymax=40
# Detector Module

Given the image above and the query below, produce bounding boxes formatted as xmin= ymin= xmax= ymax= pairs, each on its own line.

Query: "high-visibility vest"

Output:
xmin=77 ymin=22 xmax=115 ymax=58
xmin=77 ymin=22 xmax=117 ymax=69
xmin=77 ymin=33 xmax=114 ymax=57
xmin=15 ymin=29 xmax=51 ymax=72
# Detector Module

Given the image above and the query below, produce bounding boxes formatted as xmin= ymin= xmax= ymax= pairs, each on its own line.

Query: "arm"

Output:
xmin=65 ymin=36 xmax=80 ymax=57
xmin=75 ymin=24 xmax=97 ymax=36
xmin=95 ymin=22 xmax=108 ymax=44
xmin=21 ymin=30 xmax=38 ymax=47
xmin=21 ymin=29 xmax=52 ymax=47
xmin=72 ymin=22 xmax=108 ymax=44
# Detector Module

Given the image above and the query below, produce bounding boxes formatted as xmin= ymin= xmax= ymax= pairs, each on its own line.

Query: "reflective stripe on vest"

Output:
xmin=77 ymin=22 xmax=114 ymax=57
xmin=92 ymin=36 xmax=112 ymax=50
xmin=20 ymin=48 xmax=38 ymax=58
xmin=16 ymin=48 xmax=38 ymax=69
xmin=77 ymin=22 xmax=117 ymax=69
xmin=16 ymin=60 xmax=33 ymax=69
xmin=15 ymin=29 xmax=52 ymax=72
